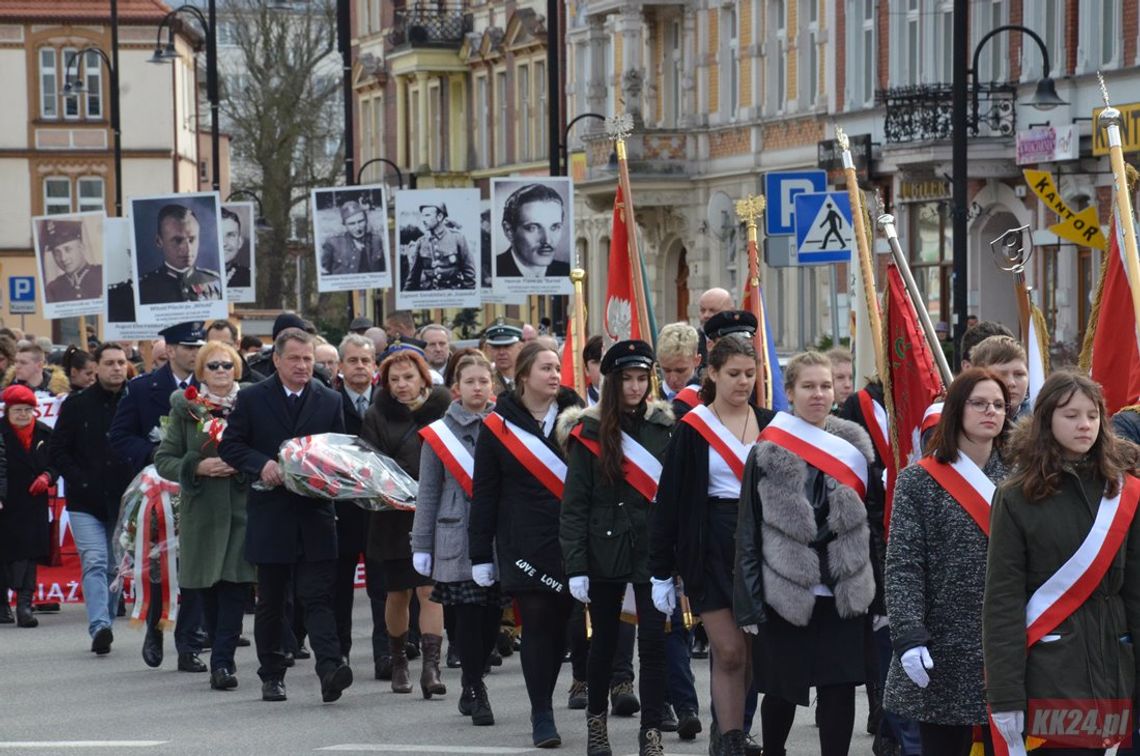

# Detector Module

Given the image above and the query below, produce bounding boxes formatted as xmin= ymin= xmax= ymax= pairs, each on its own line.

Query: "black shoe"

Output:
xmin=177 ymin=652 xmax=208 ymax=673
xmin=142 ymin=628 xmax=163 ymax=667
xmin=720 ymin=729 xmax=747 ymax=756
xmin=210 ymin=667 xmax=238 ymax=690
xmin=0 ymin=603 xmax=13 ymax=624
xmin=660 ymin=704 xmax=679 ymax=732
xmin=91 ymin=626 xmax=113 ymax=655
xmin=201 ymin=636 xmax=213 ymax=650
xmin=283 ymin=652 xmax=295 ymax=668
xmin=639 ymin=727 xmax=665 ymax=756
xmin=405 ymin=640 xmax=420 ymax=660
xmin=531 ymin=710 xmax=561 ymax=748
xmin=33 ymin=602 xmax=60 ymax=613
xmin=567 ymin=679 xmax=588 ymax=710
xmin=496 ymin=629 xmax=514 ymax=656
xmin=16 ymin=606 xmax=38 ymax=628
xmin=236 ymin=635 xmax=251 ymax=647
xmin=459 ymin=685 xmax=476 ymax=716
xmin=610 ymin=680 xmax=640 ymax=717
xmin=488 ymin=648 xmax=502 ymax=667
xmin=446 ymin=645 xmax=461 ymax=668
xmin=294 ymin=644 xmax=311 ymax=660
xmin=116 ymin=596 xmax=126 ymax=617
xmin=261 ymin=679 xmax=287 ymax=702
xmin=690 ymin=636 xmax=709 ymax=659
xmin=676 ymin=709 xmax=702 ymax=740
xmin=743 ymin=732 xmax=763 ymax=756
xmin=471 ymin=683 xmax=494 ymax=726
xmin=321 ymin=663 xmax=353 ymax=703
xmin=374 ymin=654 xmax=392 ymax=680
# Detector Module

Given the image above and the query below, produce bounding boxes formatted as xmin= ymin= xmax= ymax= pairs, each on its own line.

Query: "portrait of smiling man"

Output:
xmin=495 ymin=183 xmax=570 ymax=278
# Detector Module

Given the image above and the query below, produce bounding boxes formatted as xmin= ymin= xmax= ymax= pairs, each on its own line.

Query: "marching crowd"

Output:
xmin=2 ymin=288 xmax=1140 ymax=756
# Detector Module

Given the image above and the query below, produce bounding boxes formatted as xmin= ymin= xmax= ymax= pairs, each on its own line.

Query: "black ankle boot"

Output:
xmin=470 ymin=682 xmax=494 ymax=726
xmin=16 ymin=591 xmax=37 ymax=628
xmin=719 ymin=729 xmax=747 ymax=756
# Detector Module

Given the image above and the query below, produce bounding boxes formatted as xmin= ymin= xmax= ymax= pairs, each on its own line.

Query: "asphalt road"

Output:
xmin=0 ymin=600 xmax=872 ymax=755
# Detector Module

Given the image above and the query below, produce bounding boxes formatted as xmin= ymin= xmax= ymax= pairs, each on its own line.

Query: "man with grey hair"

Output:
xmin=363 ymin=327 xmax=388 ymax=359
xmin=418 ymin=324 xmax=451 ymax=372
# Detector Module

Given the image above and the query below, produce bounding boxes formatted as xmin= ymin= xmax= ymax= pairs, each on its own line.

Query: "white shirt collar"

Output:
xmin=510 ymin=248 xmax=548 ymax=277
xmin=344 ymin=384 xmax=371 ymax=404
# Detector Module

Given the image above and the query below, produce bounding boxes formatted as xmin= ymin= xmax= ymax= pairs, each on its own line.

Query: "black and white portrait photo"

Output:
xmin=311 ymin=185 xmax=391 ymax=292
xmin=393 ymin=188 xmax=479 ymax=309
xmin=32 ymin=211 xmax=105 ymax=320
xmin=129 ymin=192 xmax=227 ymax=322
xmin=490 ymin=177 xmax=574 ymax=296
xmin=221 ymin=201 xmax=256 ymax=303
xmin=103 ymin=217 xmax=162 ymax=341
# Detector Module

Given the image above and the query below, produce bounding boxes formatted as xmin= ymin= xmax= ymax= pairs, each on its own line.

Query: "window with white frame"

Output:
xmin=39 ymin=48 xmax=58 ymax=119
xmin=495 ymin=70 xmax=508 ymax=164
xmin=77 ymin=177 xmax=104 ymax=213
xmin=80 ymin=50 xmax=102 ymax=119
xmin=603 ymin=36 xmax=614 ymax=117
xmin=43 ymin=177 xmax=72 ymax=215
xmin=774 ymin=0 xmax=787 ymax=111
xmin=409 ymin=88 xmax=420 ymax=167
xmin=722 ymin=3 xmax=738 ymax=119
xmin=475 ymin=75 xmax=489 ymax=168
xmin=974 ymin=0 xmax=1008 ymax=84
xmin=802 ymin=0 xmax=818 ymax=107
xmin=846 ymin=0 xmax=875 ymax=108
xmin=40 ymin=47 xmax=103 ymax=121
xmin=535 ymin=60 xmax=547 ymax=161
xmin=1098 ymin=0 xmax=1121 ymax=68
xmin=518 ymin=64 xmax=531 ymax=161
xmin=666 ymin=17 xmax=683 ymax=126
xmin=905 ymin=0 xmax=919 ymax=86
xmin=935 ymin=3 xmax=953 ymax=83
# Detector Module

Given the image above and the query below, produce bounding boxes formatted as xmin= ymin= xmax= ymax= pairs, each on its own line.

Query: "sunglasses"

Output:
xmin=206 ymin=361 xmax=235 ymax=371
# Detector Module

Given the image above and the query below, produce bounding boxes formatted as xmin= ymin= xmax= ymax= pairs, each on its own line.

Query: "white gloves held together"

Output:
xmin=471 ymin=563 xmax=496 ymax=587
xmin=569 ymin=576 xmax=590 ymax=604
xmin=900 ymin=646 xmax=935 ymax=688
xmin=412 ymin=552 xmax=432 ymax=577
xmin=650 ymin=576 xmax=675 ymax=615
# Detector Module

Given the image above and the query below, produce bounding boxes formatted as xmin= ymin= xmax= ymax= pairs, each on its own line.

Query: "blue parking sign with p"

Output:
xmin=10 ymin=276 xmax=35 ymax=315
xmin=764 ymin=170 xmax=827 ymax=236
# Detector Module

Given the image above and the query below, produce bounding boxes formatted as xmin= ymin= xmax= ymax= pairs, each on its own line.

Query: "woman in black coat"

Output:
xmin=469 ymin=341 xmax=583 ymax=749
xmin=0 ymin=385 xmax=57 ymax=628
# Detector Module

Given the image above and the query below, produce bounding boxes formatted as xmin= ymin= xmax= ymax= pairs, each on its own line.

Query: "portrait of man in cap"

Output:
xmin=319 ymin=199 xmax=386 ymax=276
xmin=137 ymin=202 xmax=224 ymax=304
xmin=403 ymin=201 xmax=476 ymax=292
xmin=38 ymin=218 xmax=103 ymax=304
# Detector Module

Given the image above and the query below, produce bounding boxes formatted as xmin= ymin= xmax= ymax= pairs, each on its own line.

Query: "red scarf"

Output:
xmin=12 ymin=421 xmax=34 ymax=451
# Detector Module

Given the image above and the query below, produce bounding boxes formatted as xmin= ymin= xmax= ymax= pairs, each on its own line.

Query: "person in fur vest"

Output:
xmin=559 ymin=339 xmax=674 ymax=756
xmin=734 ymin=351 xmax=875 ymax=756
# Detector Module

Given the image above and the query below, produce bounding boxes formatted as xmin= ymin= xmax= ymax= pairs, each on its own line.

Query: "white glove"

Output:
xmin=741 ymin=624 xmax=759 ymax=635
xmin=900 ymin=646 xmax=934 ymax=688
xmin=651 ymin=576 xmax=676 ymax=616
xmin=412 ymin=552 xmax=432 ymax=577
xmin=471 ymin=563 xmax=496 ymax=588
xmin=990 ymin=711 xmax=1024 ymax=751
xmin=569 ymin=576 xmax=590 ymax=604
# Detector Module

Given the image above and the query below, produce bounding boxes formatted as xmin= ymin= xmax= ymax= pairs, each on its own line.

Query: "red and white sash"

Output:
xmin=759 ymin=411 xmax=869 ymax=498
xmin=419 ymin=419 xmax=475 ymax=498
xmin=921 ymin=401 xmax=943 ymax=435
xmin=569 ymin=424 xmax=663 ymax=502
xmin=674 ymin=385 xmax=701 ymax=409
xmin=857 ymin=390 xmax=891 ymax=466
xmin=1024 ymin=475 xmax=1140 ymax=647
xmin=917 ymin=454 xmax=996 ymax=536
xmin=482 ymin=412 xmax=567 ymax=499
xmin=681 ymin=403 xmax=755 ymax=482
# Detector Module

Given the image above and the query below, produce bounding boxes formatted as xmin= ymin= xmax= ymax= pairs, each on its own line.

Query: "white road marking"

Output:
xmin=0 ymin=742 xmax=168 ymax=749
xmin=317 ymin=747 xmax=538 ymax=754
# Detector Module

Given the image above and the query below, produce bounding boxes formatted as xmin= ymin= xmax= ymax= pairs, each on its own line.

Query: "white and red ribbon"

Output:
xmin=673 ymin=385 xmax=701 ymax=409
xmin=129 ymin=469 xmax=181 ymax=631
xmin=681 ymin=403 xmax=754 ymax=482
xmin=858 ymin=390 xmax=891 ymax=466
xmin=921 ymin=401 xmax=943 ymax=435
xmin=420 ymin=419 xmax=475 ymax=498
xmin=483 ymin=412 xmax=567 ymax=499
xmin=759 ymin=411 xmax=869 ymax=498
xmin=569 ymin=424 xmax=663 ymax=502
xmin=917 ymin=454 xmax=996 ymax=536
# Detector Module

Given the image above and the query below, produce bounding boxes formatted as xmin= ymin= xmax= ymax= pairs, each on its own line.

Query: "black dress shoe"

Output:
xmin=676 ymin=709 xmax=702 ymax=740
xmin=320 ymin=663 xmax=353 ymax=703
xmin=210 ymin=667 xmax=238 ymax=690
xmin=261 ymin=679 xmax=287 ymax=702
xmin=446 ymin=645 xmax=461 ymax=668
xmin=283 ymin=652 xmax=295 ymax=668
xmin=142 ymin=628 xmax=163 ymax=667
xmin=374 ymin=654 xmax=392 ymax=680
xmin=91 ymin=626 xmax=114 ymax=655
xmin=236 ymin=635 xmax=251 ymax=647
xmin=660 ymin=703 xmax=679 ymax=732
xmin=294 ymin=644 xmax=311 ymax=660
xmin=0 ymin=603 xmax=14 ymax=624
xmin=177 ymin=652 xmax=208 ymax=673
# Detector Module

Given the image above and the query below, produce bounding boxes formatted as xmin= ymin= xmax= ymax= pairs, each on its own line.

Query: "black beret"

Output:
xmin=600 ymin=339 xmax=655 ymax=376
xmin=703 ymin=310 xmax=757 ymax=340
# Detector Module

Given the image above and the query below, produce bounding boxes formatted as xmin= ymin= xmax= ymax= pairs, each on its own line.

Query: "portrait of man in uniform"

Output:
xmin=320 ymin=200 xmax=386 ymax=275
xmin=137 ymin=203 xmax=223 ymax=304
xmin=221 ymin=206 xmax=251 ymax=288
xmin=38 ymin=218 xmax=103 ymax=304
xmin=392 ymin=188 xmax=479 ymax=308
xmin=404 ymin=202 xmax=476 ymax=291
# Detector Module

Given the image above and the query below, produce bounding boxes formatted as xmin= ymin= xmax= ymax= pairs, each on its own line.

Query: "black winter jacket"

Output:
xmin=0 ymin=419 xmax=55 ymax=561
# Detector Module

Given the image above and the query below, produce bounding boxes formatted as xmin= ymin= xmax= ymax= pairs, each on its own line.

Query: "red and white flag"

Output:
xmin=603 ymin=186 xmax=651 ymax=347
xmin=1082 ymin=213 xmax=1140 ymax=414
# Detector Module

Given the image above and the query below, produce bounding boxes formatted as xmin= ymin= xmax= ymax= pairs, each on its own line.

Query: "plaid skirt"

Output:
xmin=431 ymin=579 xmax=512 ymax=608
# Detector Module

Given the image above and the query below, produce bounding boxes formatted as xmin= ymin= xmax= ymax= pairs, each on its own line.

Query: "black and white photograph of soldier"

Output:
xmin=221 ymin=202 xmax=255 ymax=303
xmin=103 ymin=217 xmax=162 ymax=341
xmin=490 ymin=177 xmax=574 ymax=296
xmin=312 ymin=185 xmax=391 ymax=292
xmin=394 ymin=188 xmax=479 ymax=308
xmin=129 ymin=192 xmax=227 ymax=322
xmin=32 ymin=211 xmax=104 ymax=319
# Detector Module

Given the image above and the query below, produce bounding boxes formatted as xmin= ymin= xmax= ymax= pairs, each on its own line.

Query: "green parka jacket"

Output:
xmin=983 ymin=467 xmax=1140 ymax=714
xmin=558 ymin=399 xmax=674 ymax=584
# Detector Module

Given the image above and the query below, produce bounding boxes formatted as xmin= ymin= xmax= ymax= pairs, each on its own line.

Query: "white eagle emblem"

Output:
xmin=605 ymin=297 xmax=633 ymax=345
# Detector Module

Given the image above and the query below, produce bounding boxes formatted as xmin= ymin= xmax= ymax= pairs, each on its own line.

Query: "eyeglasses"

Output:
xmin=965 ymin=398 xmax=1007 ymax=414
xmin=205 ymin=361 xmax=235 ymax=371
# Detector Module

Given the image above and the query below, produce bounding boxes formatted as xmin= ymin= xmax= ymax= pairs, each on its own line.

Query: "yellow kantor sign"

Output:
xmin=1023 ymin=169 xmax=1108 ymax=251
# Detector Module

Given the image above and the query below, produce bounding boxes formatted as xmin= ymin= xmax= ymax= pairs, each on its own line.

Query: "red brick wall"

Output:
xmin=1126 ymin=0 xmax=1138 ymax=66
xmin=761 ymin=117 xmax=823 ymax=150
xmin=877 ymin=0 xmax=888 ymax=92
xmin=1010 ymin=0 xmax=1023 ymax=81
xmin=709 ymin=127 xmax=750 ymax=157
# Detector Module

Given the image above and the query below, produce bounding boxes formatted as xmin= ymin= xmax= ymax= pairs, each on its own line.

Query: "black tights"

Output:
xmin=761 ymin=685 xmax=855 ymax=756
xmin=454 ymin=602 xmax=501 ymax=688
xmin=514 ymin=590 xmax=573 ymax=714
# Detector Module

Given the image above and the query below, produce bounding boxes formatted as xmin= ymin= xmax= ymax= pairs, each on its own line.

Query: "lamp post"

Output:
xmin=560 ymin=112 xmax=607 ymax=177
xmin=225 ymin=189 xmax=272 ymax=231
xmin=356 ymin=157 xmax=407 ymax=189
xmin=950 ymin=14 xmax=1066 ymax=368
xmin=151 ymin=2 xmax=220 ymax=193
xmin=64 ymin=45 xmax=122 ymax=216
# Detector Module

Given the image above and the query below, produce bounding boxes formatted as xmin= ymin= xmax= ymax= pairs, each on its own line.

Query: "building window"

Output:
xmin=846 ymin=0 xmax=875 ymax=109
xmin=603 ymin=36 xmax=614 ymax=116
xmin=722 ymin=4 xmax=738 ymax=118
xmin=776 ymin=1 xmax=786 ymax=110
xmin=974 ymin=0 xmax=1007 ymax=83
xmin=428 ymin=82 xmax=441 ymax=170
xmin=666 ymin=18 xmax=683 ymax=125
xmin=535 ymin=60 xmax=547 ymax=160
xmin=40 ymin=47 xmax=104 ymax=121
xmin=39 ymin=48 xmax=58 ymax=119
xmin=1099 ymin=0 xmax=1120 ymax=68
xmin=905 ymin=0 xmax=919 ymax=86
xmin=410 ymin=88 xmax=420 ymax=168
xmin=935 ymin=3 xmax=953 ymax=83
xmin=80 ymin=50 xmax=102 ymax=119
xmin=475 ymin=75 xmax=489 ymax=169
xmin=495 ymin=70 xmax=508 ymax=164
xmin=43 ymin=177 xmax=71 ymax=215
xmin=1025 ymin=0 xmax=1065 ymax=79
xmin=802 ymin=0 xmax=818 ymax=108
xmin=77 ymin=177 xmax=104 ymax=213
xmin=908 ymin=202 xmax=952 ymax=325
xmin=518 ymin=64 xmax=531 ymax=161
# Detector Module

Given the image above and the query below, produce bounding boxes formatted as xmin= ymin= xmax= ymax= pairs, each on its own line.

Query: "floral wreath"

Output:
xmin=182 ymin=385 xmax=228 ymax=449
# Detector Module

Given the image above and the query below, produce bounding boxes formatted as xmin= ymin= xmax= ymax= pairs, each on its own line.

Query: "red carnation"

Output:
xmin=184 ymin=385 xmax=199 ymax=400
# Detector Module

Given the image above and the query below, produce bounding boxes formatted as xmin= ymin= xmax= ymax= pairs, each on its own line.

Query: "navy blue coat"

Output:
xmin=109 ymin=364 xmax=197 ymax=474
xmin=218 ymin=374 xmax=346 ymax=565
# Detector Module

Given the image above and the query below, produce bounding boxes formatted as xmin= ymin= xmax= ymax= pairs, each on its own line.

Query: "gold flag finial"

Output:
xmin=734 ymin=195 xmax=767 ymax=228
xmin=836 ymin=126 xmax=849 ymax=151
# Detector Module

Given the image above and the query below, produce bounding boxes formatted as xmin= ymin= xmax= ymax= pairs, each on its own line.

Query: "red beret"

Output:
xmin=2 ymin=385 xmax=37 ymax=409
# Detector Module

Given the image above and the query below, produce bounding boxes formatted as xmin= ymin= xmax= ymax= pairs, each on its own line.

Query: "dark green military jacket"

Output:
xmin=138 ymin=264 xmax=222 ymax=304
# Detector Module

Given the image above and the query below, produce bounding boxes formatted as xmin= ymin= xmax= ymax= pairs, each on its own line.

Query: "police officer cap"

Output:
xmin=159 ymin=321 xmax=207 ymax=346
xmin=381 ymin=336 xmax=427 ymax=360
xmin=600 ymin=339 xmax=655 ymax=376
xmin=349 ymin=316 xmax=374 ymax=333
xmin=703 ymin=310 xmax=758 ymax=340
xmin=339 ymin=200 xmax=366 ymax=222
xmin=42 ymin=220 xmax=83 ymax=250
xmin=484 ymin=318 xmax=522 ymax=346
xmin=419 ymin=203 xmax=448 ymax=218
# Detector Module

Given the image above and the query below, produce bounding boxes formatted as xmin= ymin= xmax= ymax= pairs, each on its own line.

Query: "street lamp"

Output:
xmin=225 ymin=189 xmax=272 ymax=232
xmin=64 ymin=45 xmax=123 ymax=217
xmin=560 ymin=112 xmax=607 ymax=177
xmin=150 ymin=2 xmax=220 ymax=193
xmin=950 ymin=19 xmax=1068 ymax=368
xmin=356 ymin=157 xmax=410 ymax=189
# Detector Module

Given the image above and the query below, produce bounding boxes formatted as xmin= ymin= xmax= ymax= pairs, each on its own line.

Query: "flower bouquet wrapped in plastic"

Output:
xmin=278 ymin=432 xmax=418 ymax=512
xmin=111 ymin=465 xmax=182 ymax=630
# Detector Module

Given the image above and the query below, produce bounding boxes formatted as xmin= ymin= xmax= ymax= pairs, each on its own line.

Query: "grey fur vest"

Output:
xmin=755 ymin=414 xmax=875 ymax=626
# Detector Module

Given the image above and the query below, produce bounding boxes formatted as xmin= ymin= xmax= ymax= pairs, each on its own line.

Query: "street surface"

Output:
xmin=1 ymin=599 xmax=871 ymax=755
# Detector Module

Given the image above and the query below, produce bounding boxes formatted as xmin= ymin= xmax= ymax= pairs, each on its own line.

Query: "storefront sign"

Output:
xmin=897 ymin=178 xmax=951 ymax=203
xmin=1093 ymin=103 xmax=1140 ymax=155
xmin=1016 ymin=125 xmax=1079 ymax=165
xmin=818 ymin=134 xmax=872 ymax=174
xmin=1023 ymin=169 xmax=1108 ymax=250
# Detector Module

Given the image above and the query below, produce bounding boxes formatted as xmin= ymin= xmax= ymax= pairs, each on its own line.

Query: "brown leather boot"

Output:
xmin=419 ymin=633 xmax=447 ymax=699
xmin=388 ymin=633 xmax=412 ymax=693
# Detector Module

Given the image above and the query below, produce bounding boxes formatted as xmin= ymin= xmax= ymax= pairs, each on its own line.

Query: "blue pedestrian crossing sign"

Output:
xmin=793 ymin=192 xmax=855 ymax=265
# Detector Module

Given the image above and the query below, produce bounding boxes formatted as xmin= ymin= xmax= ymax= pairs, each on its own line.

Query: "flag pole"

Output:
xmin=735 ymin=194 xmax=771 ymax=408
xmin=878 ymin=214 xmax=954 ymax=387
xmin=607 ymin=113 xmax=652 ymax=343
xmin=569 ymin=264 xmax=588 ymax=399
xmin=1097 ymin=72 xmax=1140 ymax=331
xmin=837 ymin=127 xmax=885 ymax=381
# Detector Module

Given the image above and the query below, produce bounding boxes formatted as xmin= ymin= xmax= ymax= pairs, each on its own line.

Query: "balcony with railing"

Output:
xmin=876 ymin=82 xmax=1018 ymax=144
xmin=386 ymin=5 xmax=471 ymax=50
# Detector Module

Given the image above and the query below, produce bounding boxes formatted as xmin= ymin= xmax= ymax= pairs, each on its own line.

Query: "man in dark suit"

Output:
xmin=109 ymin=321 xmax=207 ymax=672
xmin=320 ymin=200 xmax=386 ymax=275
xmin=333 ymin=334 xmax=391 ymax=678
xmin=218 ymin=327 xmax=353 ymax=704
xmin=221 ymin=207 xmax=251 ymax=288
xmin=495 ymin=183 xmax=570 ymax=278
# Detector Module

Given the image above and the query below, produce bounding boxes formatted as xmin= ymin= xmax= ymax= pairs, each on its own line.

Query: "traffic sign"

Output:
xmin=9 ymin=276 xmax=34 ymax=315
xmin=794 ymin=192 xmax=855 ymax=265
xmin=764 ymin=170 xmax=827 ymax=236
